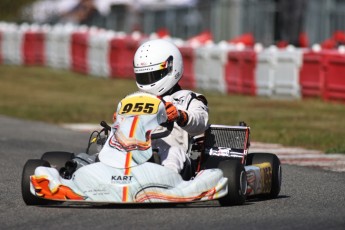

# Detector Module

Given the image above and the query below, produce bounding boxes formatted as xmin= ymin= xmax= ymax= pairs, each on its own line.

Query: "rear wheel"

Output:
xmin=246 ymin=152 xmax=282 ymax=198
xmin=41 ymin=151 xmax=75 ymax=171
xmin=203 ymin=156 xmax=247 ymax=206
xmin=21 ymin=159 xmax=51 ymax=205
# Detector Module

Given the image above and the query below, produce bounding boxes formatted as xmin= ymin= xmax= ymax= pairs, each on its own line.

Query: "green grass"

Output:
xmin=1 ymin=65 xmax=345 ymax=153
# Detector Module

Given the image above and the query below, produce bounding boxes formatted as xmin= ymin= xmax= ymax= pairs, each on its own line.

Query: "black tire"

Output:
xmin=203 ymin=156 xmax=247 ymax=206
xmin=41 ymin=151 xmax=75 ymax=171
xmin=21 ymin=159 xmax=51 ymax=205
xmin=246 ymin=152 xmax=282 ymax=198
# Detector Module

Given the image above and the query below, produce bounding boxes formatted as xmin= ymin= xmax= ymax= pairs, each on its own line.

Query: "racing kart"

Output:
xmin=21 ymin=92 xmax=282 ymax=206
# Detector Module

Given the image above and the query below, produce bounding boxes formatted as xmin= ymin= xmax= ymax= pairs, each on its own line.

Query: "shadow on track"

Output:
xmin=34 ymin=195 xmax=290 ymax=210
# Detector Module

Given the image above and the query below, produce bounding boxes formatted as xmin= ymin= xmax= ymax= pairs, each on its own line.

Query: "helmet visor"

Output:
xmin=136 ymin=68 xmax=170 ymax=85
xmin=135 ymin=56 xmax=173 ymax=85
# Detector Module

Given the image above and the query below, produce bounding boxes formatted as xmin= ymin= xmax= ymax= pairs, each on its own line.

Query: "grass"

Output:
xmin=1 ymin=65 xmax=345 ymax=154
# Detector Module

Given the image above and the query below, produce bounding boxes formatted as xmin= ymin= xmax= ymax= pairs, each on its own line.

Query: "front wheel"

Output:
xmin=246 ymin=152 xmax=282 ymax=198
xmin=21 ymin=159 xmax=51 ymax=205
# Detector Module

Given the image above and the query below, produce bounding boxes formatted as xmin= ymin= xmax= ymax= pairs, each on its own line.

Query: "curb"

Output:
xmin=250 ymin=142 xmax=345 ymax=173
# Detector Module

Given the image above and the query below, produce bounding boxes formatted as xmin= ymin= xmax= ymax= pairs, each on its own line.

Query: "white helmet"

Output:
xmin=133 ymin=39 xmax=183 ymax=96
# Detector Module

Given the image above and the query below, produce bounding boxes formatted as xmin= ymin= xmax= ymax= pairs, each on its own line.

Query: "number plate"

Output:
xmin=118 ymin=95 xmax=161 ymax=115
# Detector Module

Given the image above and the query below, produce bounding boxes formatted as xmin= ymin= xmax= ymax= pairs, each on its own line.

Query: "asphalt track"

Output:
xmin=1 ymin=115 xmax=344 ymax=230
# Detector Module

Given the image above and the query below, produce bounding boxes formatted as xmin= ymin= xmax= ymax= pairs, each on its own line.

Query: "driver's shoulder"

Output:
xmin=170 ymin=90 xmax=207 ymax=108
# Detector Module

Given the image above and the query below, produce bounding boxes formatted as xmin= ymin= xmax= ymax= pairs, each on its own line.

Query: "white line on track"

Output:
xmin=250 ymin=142 xmax=345 ymax=172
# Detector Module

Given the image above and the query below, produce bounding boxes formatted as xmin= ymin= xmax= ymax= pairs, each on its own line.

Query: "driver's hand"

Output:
xmin=165 ymin=102 xmax=188 ymax=126
xmin=165 ymin=102 xmax=179 ymax=122
xmin=113 ymin=112 xmax=117 ymax=122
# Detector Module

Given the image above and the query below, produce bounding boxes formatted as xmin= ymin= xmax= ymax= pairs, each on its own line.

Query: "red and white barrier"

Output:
xmin=71 ymin=27 xmax=89 ymax=74
xmin=225 ymin=47 xmax=257 ymax=95
xmin=324 ymin=49 xmax=345 ymax=102
xmin=273 ymin=46 xmax=303 ymax=99
xmin=255 ymin=47 xmax=277 ymax=97
xmin=299 ymin=49 xmax=327 ymax=98
xmin=109 ymin=32 xmax=143 ymax=79
xmin=1 ymin=23 xmax=27 ymax=65
xmin=22 ymin=24 xmax=46 ymax=66
xmin=45 ymin=24 xmax=75 ymax=70
xmin=87 ymin=29 xmax=115 ymax=77
xmin=1 ymin=22 xmax=345 ymax=104
xmin=177 ymin=43 xmax=196 ymax=89
xmin=194 ymin=43 xmax=230 ymax=94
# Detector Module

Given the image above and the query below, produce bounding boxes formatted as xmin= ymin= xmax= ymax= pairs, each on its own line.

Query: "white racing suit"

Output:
xmin=152 ymin=89 xmax=209 ymax=173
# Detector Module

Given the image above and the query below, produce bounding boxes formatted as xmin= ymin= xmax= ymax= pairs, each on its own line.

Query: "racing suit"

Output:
xmin=152 ymin=87 xmax=209 ymax=174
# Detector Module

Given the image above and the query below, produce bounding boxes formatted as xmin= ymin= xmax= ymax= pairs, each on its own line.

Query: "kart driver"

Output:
xmin=128 ymin=39 xmax=209 ymax=174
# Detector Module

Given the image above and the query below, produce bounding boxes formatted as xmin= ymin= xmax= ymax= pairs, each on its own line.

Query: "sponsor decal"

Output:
xmin=207 ymin=147 xmax=243 ymax=158
xmin=84 ymin=185 xmax=110 ymax=196
xmin=258 ymin=163 xmax=272 ymax=193
xmin=134 ymin=67 xmax=154 ymax=72
xmin=246 ymin=163 xmax=272 ymax=195
xmin=173 ymin=96 xmax=185 ymax=105
xmin=111 ymin=175 xmax=133 ymax=184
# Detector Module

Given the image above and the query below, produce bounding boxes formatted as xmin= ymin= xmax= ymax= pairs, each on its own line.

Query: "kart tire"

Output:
xmin=203 ymin=156 xmax=247 ymax=206
xmin=218 ymin=159 xmax=247 ymax=206
xmin=246 ymin=152 xmax=282 ymax=198
xmin=41 ymin=151 xmax=75 ymax=171
xmin=21 ymin=159 xmax=51 ymax=205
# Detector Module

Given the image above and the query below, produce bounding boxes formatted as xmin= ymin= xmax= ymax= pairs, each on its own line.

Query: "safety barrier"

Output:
xmin=225 ymin=48 xmax=257 ymax=95
xmin=109 ymin=32 xmax=143 ymax=79
xmin=25 ymin=31 xmax=45 ymax=65
xmin=71 ymin=29 xmax=89 ymax=74
xmin=178 ymin=44 xmax=196 ymax=89
xmin=240 ymin=49 xmax=257 ymax=96
xmin=109 ymin=35 xmax=127 ymax=78
xmin=45 ymin=24 xmax=74 ymax=70
xmin=1 ymin=22 xmax=345 ymax=105
xmin=255 ymin=47 xmax=303 ymax=99
xmin=194 ymin=45 xmax=227 ymax=94
xmin=122 ymin=35 xmax=142 ymax=79
xmin=1 ymin=23 xmax=26 ymax=65
xmin=323 ymin=51 xmax=345 ymax=102
xmin=194 ymin=46 xmax=210 ymax=92
xmin=255 ymin=48 xmax=277 ymax=97
xmin=87 ymin=30 xmax=115 ymax=78
xmin=226 ymin=50 xmax=243 ymax=94
xmin=273 ymin=47 xmax=303 ymax=99
xmin=299 ymin=50 xmax=327 ymax=98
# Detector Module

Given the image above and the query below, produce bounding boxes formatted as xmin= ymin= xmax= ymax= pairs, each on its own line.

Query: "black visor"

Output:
xmin=136 ymin=68 xmax=170 ymax=85
xmin=135 ymin=56 xmax=173 ymax=85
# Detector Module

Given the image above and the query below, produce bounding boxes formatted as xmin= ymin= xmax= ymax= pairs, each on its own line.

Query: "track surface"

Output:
xmin=1 ymin=115 xmax=344 ymax=230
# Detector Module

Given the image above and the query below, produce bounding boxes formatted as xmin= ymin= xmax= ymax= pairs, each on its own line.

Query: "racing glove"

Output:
xmin=165 ymin=102 xmax=188 ymax=127
xmin=113 ymin=112 xmax=117 ymax=122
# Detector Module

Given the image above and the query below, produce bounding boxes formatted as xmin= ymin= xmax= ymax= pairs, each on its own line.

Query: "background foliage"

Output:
xmin=0 ymin=0 xmax=36 ymax=22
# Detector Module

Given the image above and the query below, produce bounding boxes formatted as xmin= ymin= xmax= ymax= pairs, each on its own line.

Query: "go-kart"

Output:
xmin=21 ymin=92 xmax=282 ymax=206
